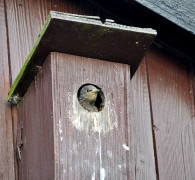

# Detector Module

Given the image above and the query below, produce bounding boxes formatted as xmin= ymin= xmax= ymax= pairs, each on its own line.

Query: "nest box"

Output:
xmin=8 ymin=11 xmax=156 ymax=179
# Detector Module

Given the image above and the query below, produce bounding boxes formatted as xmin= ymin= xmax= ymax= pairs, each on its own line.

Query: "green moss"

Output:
xmin=96 ymin=27 xmax=113 ymax=36
xmin=6 ymin=11 xmax=156 ymax=105
xmin=79 ymin=24 xmax=92 ymax=31
xmin=7 ymin=13 xmax=52 ymax=103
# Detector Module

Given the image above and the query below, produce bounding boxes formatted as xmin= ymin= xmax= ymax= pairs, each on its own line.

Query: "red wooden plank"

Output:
xmin=147 ymin=47 xmax=195 ymax=179
xmin=4 ymin=1 xmax=104 ymax=179
xmin=5 ymin=1 xmax=52 ymax=178
xmin=5 ymin=0 xmax=95 ymax=83
xmin=130 ymin=58 xmax=157 ymax=179
xmin=5 ymin=0 xmax=51 ymax=82
xmin=0 ymin=0 xmax=15 ymax=179
xmin=18 ymin=55 xmax=54 ymax=180
xmin=51 ymin=52 xmax=131 ymax=179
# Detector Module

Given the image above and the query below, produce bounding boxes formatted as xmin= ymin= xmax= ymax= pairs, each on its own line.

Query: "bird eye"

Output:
xmin=87 ymin=89 xmax=92 ymax=92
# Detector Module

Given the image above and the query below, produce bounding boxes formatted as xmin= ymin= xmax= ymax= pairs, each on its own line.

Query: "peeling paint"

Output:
xmin=3 ymin=70 xmax=10 ymax=94
xmin=69 ymin=90 xmax=118 ymax=134
xmin=58 ymin=119 xmax=63 ymax=134
xmin=100 ymin=168 xmax=105 ymax=180
xmin=123 ymin=144 xmax=130 ymax=151
xmin=98 ymin=120 xmax=104 ymax=180
xmin=92 ymin=172 xmax=95 ymax=180
xmin=107 ymin=150 xmax=112 ymax=159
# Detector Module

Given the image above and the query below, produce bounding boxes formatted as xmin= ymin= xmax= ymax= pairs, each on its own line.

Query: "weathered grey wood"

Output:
xmin=0 ymin=0 xmax=15 ymax=179
xmin=134 ymin=0 xmax=195 ymax=35
xmin=51 ymin=52 xmax=131 ymax=179
xmin=146 ymin=47 xmax=195 ymax=180
xmin=130 ymin=58 xmax=156 ymax=180
xmin=88 ymin=0 xmax=195 ymax=67
xmin=17 ymin=52 xmax=131 ymax=179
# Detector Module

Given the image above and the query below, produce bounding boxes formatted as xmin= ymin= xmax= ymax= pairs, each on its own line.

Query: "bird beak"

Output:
xmin=93 ymin=89 xmax=100 ymax=94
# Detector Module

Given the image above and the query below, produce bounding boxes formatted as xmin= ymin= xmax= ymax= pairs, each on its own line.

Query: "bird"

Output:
xmin=78 ymin=85 xmax=100 ymax=112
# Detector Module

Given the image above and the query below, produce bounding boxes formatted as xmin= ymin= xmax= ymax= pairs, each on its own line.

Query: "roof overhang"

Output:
xmin=7 ymin=11 xmax=156 ymax=103
xmin=87 ymin=0 xmax=195 ymax=62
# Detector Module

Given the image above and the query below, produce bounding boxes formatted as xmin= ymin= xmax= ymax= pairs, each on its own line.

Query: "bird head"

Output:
xmin=80 ymin=85 xmax=99 ymax=102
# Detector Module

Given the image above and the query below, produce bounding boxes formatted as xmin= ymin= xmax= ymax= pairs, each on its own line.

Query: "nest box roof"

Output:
xmin=7 ymin=11 xmax=156 ymax=103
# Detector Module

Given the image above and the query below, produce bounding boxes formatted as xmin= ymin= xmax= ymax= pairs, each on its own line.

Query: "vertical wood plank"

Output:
xmin=5 ymin=1 xmax=52 ymax=178
xmin=18 ymin=55 xmax=54 ymax=180
xmin=5 ymin=0 xmax=52 ymax=82
xmin=0 ymin=0 xmax=15 ymax=179
xmin=4 ymin=1 xmax=99 ymax=179
xmin=5 ymin=0 xmax=96 ymax=83
xmin=146 ymin=47 xmax=195 ymax=180
xmin=130 ymin=58 xmax=157 ymax=180
xmin=51 ymin=52 xmax=131 ymax=179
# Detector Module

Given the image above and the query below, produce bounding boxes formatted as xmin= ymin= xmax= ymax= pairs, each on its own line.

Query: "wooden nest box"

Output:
xmin=7 ymin=11 xmax=156 ymax=179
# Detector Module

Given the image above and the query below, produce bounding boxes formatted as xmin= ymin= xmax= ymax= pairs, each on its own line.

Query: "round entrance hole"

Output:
xmin=77 ymin=84 xmax=105 ymax=112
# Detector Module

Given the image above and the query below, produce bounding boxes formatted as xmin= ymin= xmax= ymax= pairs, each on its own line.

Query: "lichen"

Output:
xmin=8 ymin=93 xmax=22 ymax=106
xmin=7 ymin=13 xmax=52 ymax=104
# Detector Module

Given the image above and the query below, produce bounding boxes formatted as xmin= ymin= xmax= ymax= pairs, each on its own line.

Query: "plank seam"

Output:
xmin=123 ymin=64 xmax=130 ymax=179
xmin=189 ymin=63 xmax=195 ymax=117
xmin=145 ymin=55 xmax=160 ymax=180
xmin=3 ymin=0 xmax=12 ymax=85
xmin=3 ymin=0 xmax=17 ymax=179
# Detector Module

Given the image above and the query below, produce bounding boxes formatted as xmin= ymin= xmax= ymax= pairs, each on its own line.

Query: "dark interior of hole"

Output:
xmin=95 ymin=92 xmax=103 ymax=111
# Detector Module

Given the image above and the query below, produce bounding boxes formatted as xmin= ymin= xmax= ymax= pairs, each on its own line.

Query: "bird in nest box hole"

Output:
xmin=78 ymin=85 xmax=102 ymax=112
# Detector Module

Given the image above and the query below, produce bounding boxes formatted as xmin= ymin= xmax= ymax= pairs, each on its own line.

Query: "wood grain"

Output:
xmin=0 ymin=0 xmax=15 ymax=179
xmin=134 ymin=0 xmax=195 ymax=34
xmin=51 ymin=52 xmax=131 ymax=179
xmin=5 ymin=0 xmax=51 ymax=82
xmin=146 ymin=46 xmax=195 ymax=180
xmin=3 ymin=1 xmax=98 ymax=179
xmin=5 ymin=0 xmax=96 ymax=83
xmin=3 ymin=0 xmax=195 ymax=179
xmin=130 ymin=58 xmax=157 ymax=180
xmin=18 ymin=55 xmax=54 ymax=180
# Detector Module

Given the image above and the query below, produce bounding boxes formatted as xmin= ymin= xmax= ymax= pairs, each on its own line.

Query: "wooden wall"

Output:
xmin=0 ymin=0 xmax=195 ymax=179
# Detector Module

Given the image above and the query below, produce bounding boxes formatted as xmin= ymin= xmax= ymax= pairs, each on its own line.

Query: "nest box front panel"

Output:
xmin=51 ymin=52 xmax=131 ymax=179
